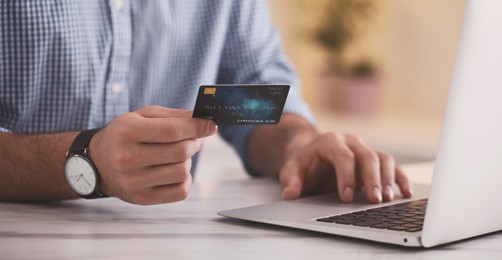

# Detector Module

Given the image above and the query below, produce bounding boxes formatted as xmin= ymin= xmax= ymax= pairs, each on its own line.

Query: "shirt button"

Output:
xmin=112 ymin=0 xmax=124 ymax=10
xmin=111 ymin=83 xmax=123 ymax=95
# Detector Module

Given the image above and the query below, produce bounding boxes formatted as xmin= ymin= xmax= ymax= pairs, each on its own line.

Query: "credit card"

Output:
xmin=192 ymin=85 xmax=290 ymax=125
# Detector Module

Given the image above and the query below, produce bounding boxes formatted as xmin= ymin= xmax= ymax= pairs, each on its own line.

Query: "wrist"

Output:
xmin=282 ymin=122 xmax=318 ymax=160
xmin=87 ymin=129 xmax=111 ymax=197
xmin=64 ymin=128 xmax=108 ymax=199
xmin=246 ymin=113 xmax=318 ymax=177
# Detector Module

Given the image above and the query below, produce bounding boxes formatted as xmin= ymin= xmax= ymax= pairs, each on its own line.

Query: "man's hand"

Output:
xmin=90 ymin=106 xmax=217 ymax=205
xmin=247 ymin=114 xmax=412 ymax=204
xmin=279 ymin=133 xmax=412 ymax=203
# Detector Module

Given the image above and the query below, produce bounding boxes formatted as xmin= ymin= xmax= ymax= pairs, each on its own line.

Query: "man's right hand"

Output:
xmin=89 ymin=106 xmax=217 ymax=205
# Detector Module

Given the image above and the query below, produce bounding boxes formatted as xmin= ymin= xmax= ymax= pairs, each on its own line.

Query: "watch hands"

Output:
xmin=81 ymin=175 xmax=92 ymax=187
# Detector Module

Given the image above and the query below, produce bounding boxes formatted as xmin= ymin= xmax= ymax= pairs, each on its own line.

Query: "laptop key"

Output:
xmin=389 ymin=220 xmax=408 ymax=225
xmin=405 ymin=227 xmax=423 ymax=233
xmin=370 ymin=222 xmax=398 ymax=229
xmin=353 ymin=219 xmax=385 ymax=227
xmin=384 ymin=215 xmax=401 ymax=220
xmin=397 ymin=213 xmax=416 ymax=218
xmin=317 ymin=218 xmax=336 ymax=223
xmin=400 ymin=223 xmax=421 ymax=229
xmin=400 ymin=217 xmax=418 ymax=223
xmin=388 ymin=225 xmax=408 ymax=231
xmin=334 ymin=218 xmax=361 ymax=225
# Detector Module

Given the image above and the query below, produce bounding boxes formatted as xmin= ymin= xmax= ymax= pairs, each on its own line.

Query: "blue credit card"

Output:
xmin=192 ymin=85 xmax=290 ymax=125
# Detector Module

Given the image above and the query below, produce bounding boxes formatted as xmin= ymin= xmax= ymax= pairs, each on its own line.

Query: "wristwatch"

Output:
xmin=64 ymin=128 xmax=108 ymax=199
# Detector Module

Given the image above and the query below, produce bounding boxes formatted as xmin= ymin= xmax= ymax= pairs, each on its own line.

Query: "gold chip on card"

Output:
xmin=204 ymin=87 xmax=217 ymax=95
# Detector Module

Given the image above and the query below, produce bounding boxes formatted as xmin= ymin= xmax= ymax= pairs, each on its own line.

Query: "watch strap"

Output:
xmin=68 ymin=128 xmax=109 ymax=199
xmin=69 ymin=128 xmax=101 ymax=153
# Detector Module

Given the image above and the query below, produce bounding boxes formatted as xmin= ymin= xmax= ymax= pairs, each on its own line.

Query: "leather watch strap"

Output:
xmin=69 ymin=128 xmax=101 ymax=153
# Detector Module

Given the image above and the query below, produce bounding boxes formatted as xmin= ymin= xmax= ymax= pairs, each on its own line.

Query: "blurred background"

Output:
xmin=196 ymin=0 xmax=466 ymax=182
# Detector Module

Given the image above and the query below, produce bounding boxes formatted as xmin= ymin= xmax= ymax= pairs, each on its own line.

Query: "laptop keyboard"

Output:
xmin=316 ymin=199 xmax=427 ymax=233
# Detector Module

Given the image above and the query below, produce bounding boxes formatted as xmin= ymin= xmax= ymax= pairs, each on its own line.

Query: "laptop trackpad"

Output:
xmin=293 ymin=184 xmax=429 ymax=210
xmin=292 ymin=191 xmax=386 ymax=209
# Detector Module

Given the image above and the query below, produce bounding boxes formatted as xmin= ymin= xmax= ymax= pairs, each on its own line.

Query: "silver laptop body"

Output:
xmin=218 ymin=0 xmax=502 ymax=247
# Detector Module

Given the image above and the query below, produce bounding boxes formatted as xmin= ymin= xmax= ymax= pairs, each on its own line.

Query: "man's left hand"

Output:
xmin=279 ymin=132 xmax=413 ymax=203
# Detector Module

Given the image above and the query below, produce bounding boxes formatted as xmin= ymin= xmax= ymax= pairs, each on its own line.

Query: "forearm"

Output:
xmin=246 ymin=113 xmax=319 ymax=177
xmin=0 ymin=132 xmax=79 ymax=202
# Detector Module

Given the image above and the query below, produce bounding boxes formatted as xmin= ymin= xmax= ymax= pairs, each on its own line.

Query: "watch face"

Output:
xmin=64 ymin=155 xmax=97 ymax=196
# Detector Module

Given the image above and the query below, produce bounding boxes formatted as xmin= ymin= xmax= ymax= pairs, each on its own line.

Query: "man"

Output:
xmin=0 ymin=1 xmax=411 ymax=205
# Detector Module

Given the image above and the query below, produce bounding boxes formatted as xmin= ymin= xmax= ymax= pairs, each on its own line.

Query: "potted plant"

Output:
xmin=311 ymin=0 xmax=380 ymax=116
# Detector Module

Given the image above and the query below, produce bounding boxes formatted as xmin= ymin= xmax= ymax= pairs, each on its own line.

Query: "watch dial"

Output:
xmin=65 ymin=155 xmax=97 ymax=196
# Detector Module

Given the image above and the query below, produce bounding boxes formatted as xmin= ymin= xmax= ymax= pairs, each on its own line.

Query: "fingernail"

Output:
xmin=408 ymin=187 xmax=414 ymax=197
xmin=282 ymin=193 xmax=291 ymax=200
xmin=282 ymin=187 xmax=293 ymax=200
xmin=207 ymin=121 xmax=217 ymax=133
xmin=373 ymin=186 xmax=382 ymax=203
xmin=384 ymin=184 xmax=394 ymax=201
xmin=343 ymin=186 xmax=354 ymax=202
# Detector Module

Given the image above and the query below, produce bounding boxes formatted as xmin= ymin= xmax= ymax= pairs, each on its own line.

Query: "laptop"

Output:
xmin=218 ymin=0 xmax=502 ymax=248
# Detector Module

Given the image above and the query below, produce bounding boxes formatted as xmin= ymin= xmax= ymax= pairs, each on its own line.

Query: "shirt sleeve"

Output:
xmin=216 ymin=0 xmax=315 ymax=176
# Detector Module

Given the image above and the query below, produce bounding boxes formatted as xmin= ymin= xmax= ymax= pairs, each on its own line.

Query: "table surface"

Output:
xmin=1 ymin=162 xmax=501 ymax=260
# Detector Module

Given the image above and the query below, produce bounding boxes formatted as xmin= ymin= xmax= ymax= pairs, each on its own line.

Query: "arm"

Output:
xmin=0 ymin=106 xmax=217 ymax=204
xmin=214 ymin=0 xmax=411 ymax=204
xmin=216 ymin=0 xmax=317 ymax=167
xmin=246 ymin=114 xmax=318 ymax=177
xmin=247 ymin=113 xmax=413 ymax=203
xmin=0 ymin=132 xmax=79 ymax=202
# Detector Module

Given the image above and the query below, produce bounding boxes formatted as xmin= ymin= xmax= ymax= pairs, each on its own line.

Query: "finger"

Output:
xmin=132 ymin=106 xmax=217 ymax=142
xmin=377 ymin=151 xmax=396 ymax=202
xmin=135 ymin=139 xmax=203 ymax=167
xmin=316 ymin=133 xmax=356 ymax=202
xmin=395 ymin=166 xmax=413 ymax=198
xmin=136 ymin=106 xmax=192 ymax=118
xmin=136 ymin=159 xmax=192 ymax=188
xmin=131 ymin=116 xmax=217 ymax=143
xmin=279 ymin=161 xmax=304 ymax=200
xmin=127 ymin=174 xmax=193 ymax=205
xmin=107 ymin=139 xmax=202 ymax=170
xmin=151 ymin=173 xmax=192 ymax=204
xmin=345 ymin=134 xmax=382 ymax=203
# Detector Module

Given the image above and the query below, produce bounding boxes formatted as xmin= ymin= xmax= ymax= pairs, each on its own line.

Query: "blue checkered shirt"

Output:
xmin=0 ymin=0 xmax=313 ymax=172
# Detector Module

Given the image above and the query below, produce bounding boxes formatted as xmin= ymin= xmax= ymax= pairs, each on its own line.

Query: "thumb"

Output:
xmin=279 ymin=162 xmax=303 ymax=200
xmin=136 ymin=106 xmax=192 ymax=118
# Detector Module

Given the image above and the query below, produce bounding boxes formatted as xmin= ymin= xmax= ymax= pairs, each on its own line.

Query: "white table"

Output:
xmin=1 ymin=162 xmax=501 ymax=259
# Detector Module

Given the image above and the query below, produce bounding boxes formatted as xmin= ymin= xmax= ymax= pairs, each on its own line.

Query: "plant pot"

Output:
xmin=319 ymin=72 xmax=381 ymax=117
